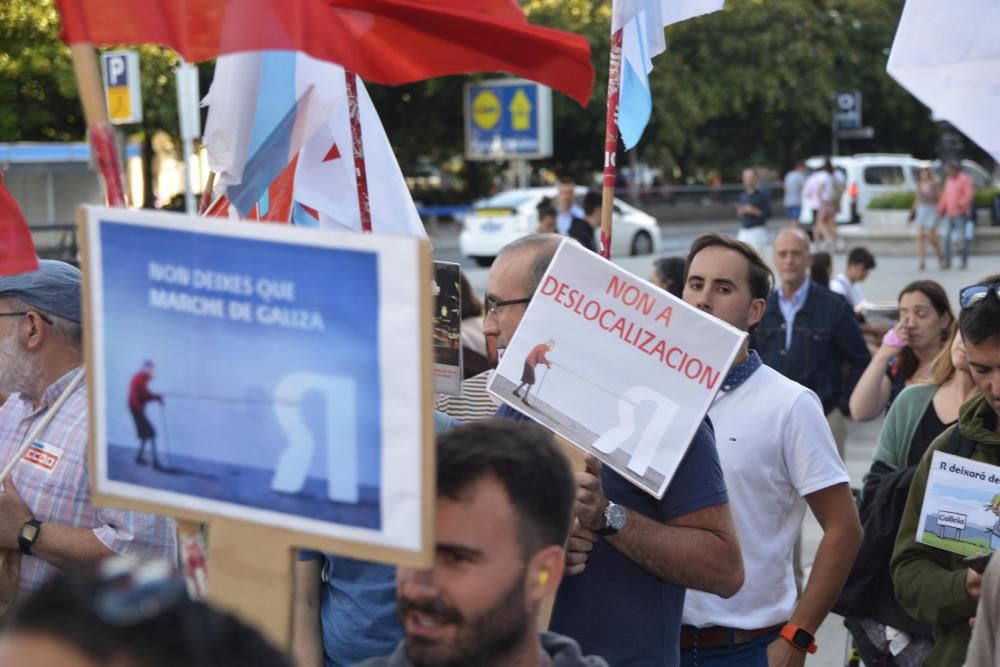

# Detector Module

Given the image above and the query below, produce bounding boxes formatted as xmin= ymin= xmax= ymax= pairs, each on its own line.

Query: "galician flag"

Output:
xmin=616 ymin=0 xmax=725 ymax=149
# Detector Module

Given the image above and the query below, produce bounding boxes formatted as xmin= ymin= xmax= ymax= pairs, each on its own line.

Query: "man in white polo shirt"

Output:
xmin=679 ymin=233 xmax=862 ymax=666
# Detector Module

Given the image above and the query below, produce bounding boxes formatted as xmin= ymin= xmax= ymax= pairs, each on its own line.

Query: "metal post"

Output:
xmin=176 ymin=60 xmax=201 ymax=213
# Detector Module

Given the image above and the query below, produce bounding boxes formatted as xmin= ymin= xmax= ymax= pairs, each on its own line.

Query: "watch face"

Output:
xmin=21 ymin=525 xmax=38 ymax=542
xmin=792 ymin=629 xmax=812 ymax=649
xmin=606 ymin=503 xmax=626 ymax=531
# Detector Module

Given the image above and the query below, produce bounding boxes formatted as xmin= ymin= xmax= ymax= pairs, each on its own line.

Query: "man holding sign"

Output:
xmin=892 ymin=274 xmax=1000 ymax=667
xmin=679 ymin=234 xmax=861 ymax=666
xmin=484 ymin=235 xmax=743 ymax=666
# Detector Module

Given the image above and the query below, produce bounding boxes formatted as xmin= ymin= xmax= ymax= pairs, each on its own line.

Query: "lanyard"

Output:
xmin=0 ymin=368 xmax=85 ymax=484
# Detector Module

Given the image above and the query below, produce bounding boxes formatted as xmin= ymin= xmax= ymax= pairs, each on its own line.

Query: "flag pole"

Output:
xmin=345 ymin=70 xmax=373 ymax=233
xmin=599 ymin=29 xmax=624 ymax=260
xmin=199 ymin=171 xmax=216 ymax=215
xmin=68 ymin=44 xmax=127 ymax=208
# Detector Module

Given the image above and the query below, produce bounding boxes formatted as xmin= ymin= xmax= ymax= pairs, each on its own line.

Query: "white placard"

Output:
xmin=488 ymin=240 xmax=745 ymax=498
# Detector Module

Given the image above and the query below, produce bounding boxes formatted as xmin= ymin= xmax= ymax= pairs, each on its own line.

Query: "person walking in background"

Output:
xmin=649 ymin=256 xmax=686 ymax=298
xmin=555 ymin=176 xmax=585 ymax=235
xmin=937 ymin=160 xmax=975 ymax=269
xmin=736 ymin=167 xmax=772 ymax=256
xmin=801 ymin=165 xmax=829 ymax=245
xmin=783 ymin=161 xmax=807 ymax=226
xmin=830 ymin=247 xmax=876 ymax=312
xmin=536 ymin=200 xmax=558 ymax=234
xmin=128 ymin=360 xmax=166 ymax=470
xmin=910 ymin=167 xmax=945 ymax=270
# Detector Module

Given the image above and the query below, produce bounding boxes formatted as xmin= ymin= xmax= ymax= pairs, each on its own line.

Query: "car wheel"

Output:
xmin=472 ymin=256 xmax=494 ymax=268
xmin=630 ymin=231 xmax=653 ymax=256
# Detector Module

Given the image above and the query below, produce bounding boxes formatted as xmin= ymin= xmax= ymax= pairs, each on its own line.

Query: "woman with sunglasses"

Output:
xmin=850 ymin=280 xmax=954 ymax=422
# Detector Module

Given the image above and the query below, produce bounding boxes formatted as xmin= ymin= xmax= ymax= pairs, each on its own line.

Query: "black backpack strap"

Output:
xmin=942 ymin=424 xmax=977 ymax=459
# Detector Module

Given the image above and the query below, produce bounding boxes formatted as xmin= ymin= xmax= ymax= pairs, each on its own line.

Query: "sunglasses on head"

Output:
xmin=960 ymin=282 xmax=1000 ymax=310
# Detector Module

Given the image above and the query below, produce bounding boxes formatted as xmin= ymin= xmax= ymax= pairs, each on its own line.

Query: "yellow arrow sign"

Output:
xmin=509 ymin=89 xmax=533 ymax=131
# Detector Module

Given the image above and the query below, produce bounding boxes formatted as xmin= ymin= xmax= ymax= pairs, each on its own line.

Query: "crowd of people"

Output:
xmin=0 ymin=213 xmax=996 ymax=667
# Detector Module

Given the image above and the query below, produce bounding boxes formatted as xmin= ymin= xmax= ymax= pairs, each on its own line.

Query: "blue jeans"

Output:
xmin=680 ymin=630 xmax=780 ymax=667
xmin=942 ymin=215 xmax=971 ymax=267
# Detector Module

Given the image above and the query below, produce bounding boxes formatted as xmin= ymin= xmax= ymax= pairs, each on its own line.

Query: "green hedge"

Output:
xmin=868 ymin=188 xmax=1000 ymax=210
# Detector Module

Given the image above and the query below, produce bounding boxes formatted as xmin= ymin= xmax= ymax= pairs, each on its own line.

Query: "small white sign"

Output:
xmin=917 ymin=451 xmax=1000 ymax=556
xmin=100 ymin=50 xmax=143 ymax=125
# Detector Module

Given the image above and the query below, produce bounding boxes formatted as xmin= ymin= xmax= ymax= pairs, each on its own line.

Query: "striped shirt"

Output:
xmin=0 ymin=367 xmax=177 ymax=600
xmin=434 ymin=370 xmax=499 ymax=423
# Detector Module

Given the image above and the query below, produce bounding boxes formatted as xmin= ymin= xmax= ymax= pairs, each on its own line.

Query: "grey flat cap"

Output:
xmin=0 ymin=260 xmax=81 ymax=322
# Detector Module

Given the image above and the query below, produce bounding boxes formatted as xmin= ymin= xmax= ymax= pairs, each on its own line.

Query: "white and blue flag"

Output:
xmin=615 ymin=0 xmax=725 ymax=150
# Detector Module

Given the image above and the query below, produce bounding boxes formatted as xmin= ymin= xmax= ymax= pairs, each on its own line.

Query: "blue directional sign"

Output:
xmin=464 ymin=79 xmax=552 ymax=160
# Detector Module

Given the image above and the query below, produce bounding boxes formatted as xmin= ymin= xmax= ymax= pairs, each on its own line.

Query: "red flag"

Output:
xmin=55 ymin=0 xmax=594 ymax=105
xmin=0 ymin=175 xmax=39 ymax=276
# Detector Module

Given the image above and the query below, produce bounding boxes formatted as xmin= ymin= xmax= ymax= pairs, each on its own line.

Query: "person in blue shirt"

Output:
xmin=485 ymin=234 xmax=744 ymax=666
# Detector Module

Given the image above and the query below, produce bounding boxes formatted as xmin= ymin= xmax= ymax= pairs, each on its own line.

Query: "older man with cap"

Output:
xmin=0 ymin=260 xmax=177 ymax=601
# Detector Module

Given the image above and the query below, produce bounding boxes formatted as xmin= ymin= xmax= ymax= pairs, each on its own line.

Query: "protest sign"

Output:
xmin=432 ymin=261 xmax=462 ymax=395
xmin=80 ymin=205 xmax=433 ymax=566
xmin=488 ymin=240 xmax=745 ymax=498
xmin=917 ymin=451 xmax=1000 ymax=557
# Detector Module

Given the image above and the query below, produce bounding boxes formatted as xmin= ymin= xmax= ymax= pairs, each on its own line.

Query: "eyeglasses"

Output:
xmin=0 ymin=311 xmax=53 ymax=324
xmin=94 ymin=558 xmax=188 ymax=626
xmin=960 ymin=283 xmax=1000 ymax=310
xmin=484 ymin=295 xmax=531 ymax=318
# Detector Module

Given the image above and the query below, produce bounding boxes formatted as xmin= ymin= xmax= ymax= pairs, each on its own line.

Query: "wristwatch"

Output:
xmin=18 ymin=518 xmax=42 ymax=556
xmin=596 ymin=501 xmax=626 ymax=536
xmin=779 ymin=624 xmax=817 ymax=654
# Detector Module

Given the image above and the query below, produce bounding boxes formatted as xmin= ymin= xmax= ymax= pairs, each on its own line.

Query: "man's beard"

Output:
xmin=399 ymin=574 xmax=532 ymax=667
xmin=0 ymin=329 xmax=36 ymax=398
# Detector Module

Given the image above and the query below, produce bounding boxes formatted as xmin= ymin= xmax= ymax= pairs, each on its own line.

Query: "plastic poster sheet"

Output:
xmin=81 ymin=206 xmax=432 ymax=564
xmin=432 ymin=261 xmax=462 ymax=396
xmin=488 ymin=240 xmax=745 ymax=498
xmin=917 ymin=451 xmax=1000 ymax=557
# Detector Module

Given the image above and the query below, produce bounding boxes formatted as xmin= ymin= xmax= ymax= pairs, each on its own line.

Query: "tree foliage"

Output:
xmin=0 ymin=0 xmax=985 ymax=197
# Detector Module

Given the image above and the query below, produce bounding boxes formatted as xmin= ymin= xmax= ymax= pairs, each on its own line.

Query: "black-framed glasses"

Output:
xmin=0 ymin=311 xmax=53 ymax=324
xmin=484 ymin=295 xmax=531 ymax=317
xmin=960 ymin=283 xmax=1000 ymax=310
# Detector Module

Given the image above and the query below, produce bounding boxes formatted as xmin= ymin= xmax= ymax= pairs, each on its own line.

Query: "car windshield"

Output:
xmin=475 ymin=191 xmax=539 ymax=209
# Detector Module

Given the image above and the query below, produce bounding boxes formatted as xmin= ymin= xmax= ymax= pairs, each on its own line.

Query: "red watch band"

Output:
xmin=780 ymin=624 xmax=817 ymax=654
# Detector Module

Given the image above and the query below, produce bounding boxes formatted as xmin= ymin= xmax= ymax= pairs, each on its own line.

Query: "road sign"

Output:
xmin=834 ymin=90 xmax=862 ymax=130
xmin=464 ymin=79 xmax=552 ymax=160
xmin=839 ymin=126 xmax=875 ymax=140
xmin=100 ymin=51 xmax=143 ymax=125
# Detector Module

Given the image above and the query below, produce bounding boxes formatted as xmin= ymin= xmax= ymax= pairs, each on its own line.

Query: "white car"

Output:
xmin=799 ymin=154 xmax=928 ymax=226
xmin=459 ymin=186 xmax=661 ymax=266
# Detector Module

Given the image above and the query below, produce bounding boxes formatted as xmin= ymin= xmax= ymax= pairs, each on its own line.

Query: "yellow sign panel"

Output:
xmin=509 ymin=89 xmax=533 ymax=131
xmin=471 ymin=90 xmax=501 ymax=130
xmin=107 ymin=86 xmax=132 ymax=122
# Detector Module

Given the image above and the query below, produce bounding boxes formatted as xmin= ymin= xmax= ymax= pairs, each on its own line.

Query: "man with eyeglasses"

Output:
xmin=0 ymin=261 xmax=176 ymax=602
xmin=892 ymin=274 xmax=1000 ymax=667
xmin=485 ymin=234 xmax=743 ymax=666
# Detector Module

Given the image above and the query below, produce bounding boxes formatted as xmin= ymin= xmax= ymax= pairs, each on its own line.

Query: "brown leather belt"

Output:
xmin=679 ymin=623 xmax=785 ymax=651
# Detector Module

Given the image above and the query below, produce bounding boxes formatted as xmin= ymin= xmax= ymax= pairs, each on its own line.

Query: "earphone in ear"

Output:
xmin=537 ymin=571 xmax=550 ymax=586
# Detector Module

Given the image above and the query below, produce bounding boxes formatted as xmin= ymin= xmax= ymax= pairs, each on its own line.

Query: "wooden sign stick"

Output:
xmin=598 ymin=29 xmax=624 ymax=260
xmin=68 ymin=44 xmax=127 ymax=208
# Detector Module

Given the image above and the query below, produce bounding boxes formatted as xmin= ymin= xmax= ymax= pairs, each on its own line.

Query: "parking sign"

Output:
xmin=100 ymin=51 xmax=143 ymax=125
xmin=464 ymin=79 xmax=552 ymax=160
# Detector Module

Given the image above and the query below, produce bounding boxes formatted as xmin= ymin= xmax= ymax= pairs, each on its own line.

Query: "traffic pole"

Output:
xmin=599 ymin=29 xmax=624 ymax=260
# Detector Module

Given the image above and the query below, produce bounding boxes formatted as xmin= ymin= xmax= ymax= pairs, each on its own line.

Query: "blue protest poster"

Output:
xmin=82 ymin=206 xmax=432 ymax=563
